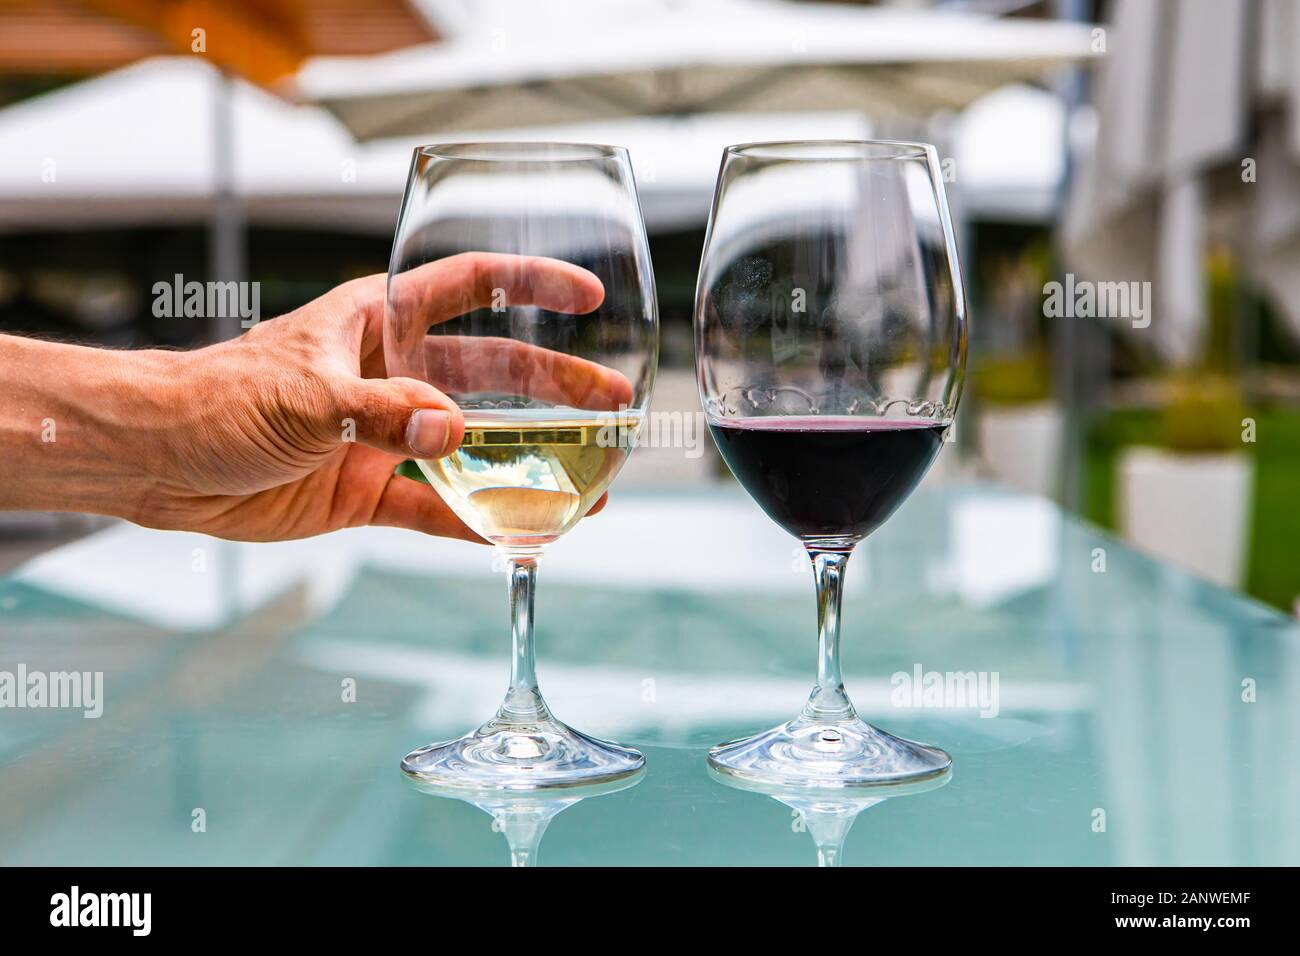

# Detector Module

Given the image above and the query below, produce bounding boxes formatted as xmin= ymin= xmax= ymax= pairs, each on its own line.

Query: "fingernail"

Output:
xmin=406 ymin=410 xmax=451 ymax=458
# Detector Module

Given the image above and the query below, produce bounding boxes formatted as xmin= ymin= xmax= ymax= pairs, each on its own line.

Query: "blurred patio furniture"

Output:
xmin=1064 ymin=0 xmax=1300 ymax=597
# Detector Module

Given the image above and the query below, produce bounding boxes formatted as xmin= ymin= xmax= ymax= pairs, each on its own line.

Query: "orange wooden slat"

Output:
xmin=0 ymin=0 xmax=437 ymax=83
xmin=0 ymin=0 xmax=165 ymax=73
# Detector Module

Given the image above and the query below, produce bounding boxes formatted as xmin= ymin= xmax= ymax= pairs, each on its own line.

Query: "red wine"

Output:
xmin=709 ymin=416 xmax=947 ymax=543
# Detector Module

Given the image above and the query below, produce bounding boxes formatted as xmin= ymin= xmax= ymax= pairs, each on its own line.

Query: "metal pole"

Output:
xmin=207 ymin=67 xmax=245 ymax=625
xmin=208 ymin=67 xmax=245 ymax=343
xmin=1052 ymin=0 xmax=1092 ymax=513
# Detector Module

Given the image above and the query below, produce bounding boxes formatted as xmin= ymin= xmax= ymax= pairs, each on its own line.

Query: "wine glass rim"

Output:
xmin=723 ymin=139 xmax=935 ymax=161
xmin=414 ymin=141 xmax=630 ymax=163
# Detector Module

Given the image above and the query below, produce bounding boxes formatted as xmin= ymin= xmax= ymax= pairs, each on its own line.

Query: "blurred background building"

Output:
xmin=0 ymin=0 xmax=1296 ymax=614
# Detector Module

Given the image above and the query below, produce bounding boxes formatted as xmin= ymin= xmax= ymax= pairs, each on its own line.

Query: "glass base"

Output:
xmin=708 ymin=714 xmax=951 ymax=790
xmin=401 ymin=713 xmax=645 ymax=791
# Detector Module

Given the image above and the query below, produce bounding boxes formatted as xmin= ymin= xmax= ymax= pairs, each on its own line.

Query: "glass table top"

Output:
xmin=0 ymin=482 xmax=1295 ymax=866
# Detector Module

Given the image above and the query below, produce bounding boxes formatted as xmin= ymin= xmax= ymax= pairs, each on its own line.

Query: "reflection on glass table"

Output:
xmin=0 ymin=483 xmax=1296 ymax=865
xmin=405 ymin=771 xmax=643 ymax=867
xmin=708 ymin=765 xmax=950 ymax=867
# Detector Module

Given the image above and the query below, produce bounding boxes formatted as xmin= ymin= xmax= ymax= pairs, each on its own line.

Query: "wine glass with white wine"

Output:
xmin=386 ymin=143 xmax=657 ymax=789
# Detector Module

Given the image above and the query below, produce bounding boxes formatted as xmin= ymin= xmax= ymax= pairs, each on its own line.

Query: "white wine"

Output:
xmin=417 ymin=408 xmax=642 ymax=549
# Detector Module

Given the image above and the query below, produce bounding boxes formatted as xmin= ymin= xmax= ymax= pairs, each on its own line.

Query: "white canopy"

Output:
xmin=297 ymin=0 xmax=1097 ymax=140
xmin=0 ymin=57 xmax=411 ymax=234
xmin=0 ymin=58 xmax=1066 ymax=236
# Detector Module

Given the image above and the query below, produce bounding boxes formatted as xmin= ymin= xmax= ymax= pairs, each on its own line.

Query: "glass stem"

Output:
xmin=500 ymin=554 xmax=549 ymax=722
xmin=802 ymin=548 xmax=856 ymax=722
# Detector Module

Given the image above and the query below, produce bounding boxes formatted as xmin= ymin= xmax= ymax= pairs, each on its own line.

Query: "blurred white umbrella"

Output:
xmin=0 ymin=58 xmax=1065 ymax=236
xmin=296 ymin=0 xmax=1098 ymax=140
xmin=412 ymin=88 xmax=1068 ymax=230
xmin=953 ymin=84 xmax=1066 ymax=223
xmin=0 ymin=57 xmax=413 ymax=235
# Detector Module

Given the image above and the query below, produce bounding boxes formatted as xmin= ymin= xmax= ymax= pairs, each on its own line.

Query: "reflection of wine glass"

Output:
xmin=387 ymin=143 xmax=658 ymax=789
xmin=406 ymin=770 xmax=644 ymax=867
xmin=708 ymin=766 xmax=950 ymax=866
xmin=696 ymin=141 xmax=968 ymax=787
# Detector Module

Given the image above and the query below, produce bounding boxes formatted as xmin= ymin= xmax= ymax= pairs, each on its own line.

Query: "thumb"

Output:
xmin=334 ymin=376 xmax=464 ymax=458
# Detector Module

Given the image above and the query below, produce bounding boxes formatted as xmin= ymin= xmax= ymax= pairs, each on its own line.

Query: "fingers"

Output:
xmin=424 ymin=337 xmax=635 ymax=411
xmin=332 ymin=376 xmax=464 ymax=459
xmin=328 ymin=252 xmax=606 ymax=380
xmin=384 ymin=251 xmax=605 ymax=329
xmin=371 ymin=472 xmax=486 ymax=543
xmin=587 ymin=492 xmax=609 ymax=516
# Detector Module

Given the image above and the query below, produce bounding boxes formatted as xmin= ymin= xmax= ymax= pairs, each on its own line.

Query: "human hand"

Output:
xmin=2 ymin=254 xmax=628 ymax=542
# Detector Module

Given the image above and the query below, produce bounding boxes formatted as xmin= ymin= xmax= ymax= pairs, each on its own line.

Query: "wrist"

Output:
xmin=0 ymin=335 xmax=189 ymax=520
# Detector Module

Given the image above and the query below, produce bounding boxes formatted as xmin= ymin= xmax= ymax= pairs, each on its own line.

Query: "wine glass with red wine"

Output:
xmin=696 ymin=140 xmax=968 ymax=788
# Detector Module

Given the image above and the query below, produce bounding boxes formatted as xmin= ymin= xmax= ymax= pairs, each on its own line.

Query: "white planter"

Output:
xmin=1118 ymin=447 xmax=1254 ymax=589
xmin=976 ymin=402 xmax=1064 ymax=498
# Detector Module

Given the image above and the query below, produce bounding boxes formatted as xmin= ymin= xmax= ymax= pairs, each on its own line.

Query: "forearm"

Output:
xmin=0 ymin=334 xmax=184 ymax=519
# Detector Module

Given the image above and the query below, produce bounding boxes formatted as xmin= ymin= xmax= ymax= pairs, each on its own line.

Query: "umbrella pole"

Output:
xmin=1052 ymin=0 xmax=1096 ymax=513
xmin=206 ymin=67 xmax=245 ymax=625
xmin=207 ymin=67 xmax=246 ymax=344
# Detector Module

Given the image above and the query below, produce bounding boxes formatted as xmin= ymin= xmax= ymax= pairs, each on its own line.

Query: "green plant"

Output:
xmin=972 ymin=349 xmax=1053 ymax=405
xmin=1152 ymin=246 xmax=1249 ymax=453
xmin=1159 ymin=373 xmax=1247 ymax=453
xmin=1201 ymin=245 xmax=1239 ymax=375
